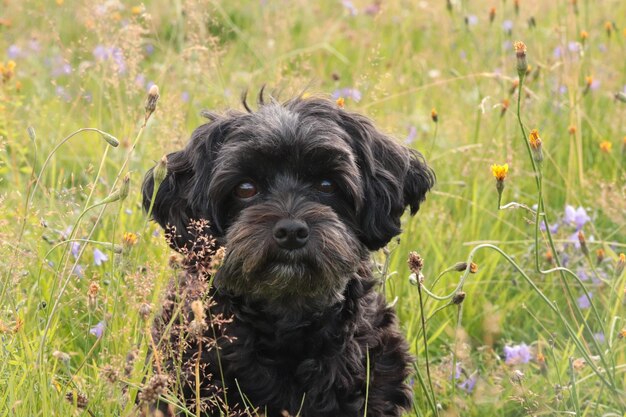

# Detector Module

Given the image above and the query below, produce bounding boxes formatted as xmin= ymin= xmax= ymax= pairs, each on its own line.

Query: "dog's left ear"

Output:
xmin=339 ymin=111 xmax=435 ymax=250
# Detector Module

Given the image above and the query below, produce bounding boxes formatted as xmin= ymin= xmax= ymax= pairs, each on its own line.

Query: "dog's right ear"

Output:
xmin=142 ymin=121 xmax=227 ymax=251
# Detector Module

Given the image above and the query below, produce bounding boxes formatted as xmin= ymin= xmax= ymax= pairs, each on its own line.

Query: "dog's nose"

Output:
xmin=273 ymin=219 xmax=309 ymax=249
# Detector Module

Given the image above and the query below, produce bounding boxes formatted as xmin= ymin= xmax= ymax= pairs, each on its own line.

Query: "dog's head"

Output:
xmin=143 ymin=96 xmax=434 ymax=312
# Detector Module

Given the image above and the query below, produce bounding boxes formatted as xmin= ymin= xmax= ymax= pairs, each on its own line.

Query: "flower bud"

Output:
xmin=153 ymin=155 xmax=168 ymax=187
xmin=577 ymin=230 xmax=589 ymax=256
xmin=617 ymin=253 xmax=625 ymax=277
xmin=514 ymin=41 xmax=528 ymax=79
xmin=98 ymin=130 xmax=120 ymax=147
xmin=27 ymin=126 xmax=36 ymax=142
xmin=452 ymin=291 xmax=466 ymax=305
xmin=528 ymin=129 xmax=544 ymax=164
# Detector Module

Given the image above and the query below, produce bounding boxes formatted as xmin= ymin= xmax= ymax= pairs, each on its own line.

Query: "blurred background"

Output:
xmin=0 ymin=0 xmax=625 ymax=415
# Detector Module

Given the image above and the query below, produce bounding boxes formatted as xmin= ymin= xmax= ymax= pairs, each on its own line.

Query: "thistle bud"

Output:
xmin=514 ymin=41 xmax=528 ymax=79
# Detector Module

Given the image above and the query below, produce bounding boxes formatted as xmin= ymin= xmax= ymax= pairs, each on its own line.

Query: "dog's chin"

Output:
xmin=214 ymin=249 xmax=355 ymax=314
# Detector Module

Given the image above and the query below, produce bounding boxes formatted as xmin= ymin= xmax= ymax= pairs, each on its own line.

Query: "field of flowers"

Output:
xmin=1 ymin=0 xmax=625 ymax=416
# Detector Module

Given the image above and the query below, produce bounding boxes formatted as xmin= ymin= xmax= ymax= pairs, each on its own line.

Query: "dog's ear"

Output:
xmin=339 ymin=111 xmax=435 ymax=250
xmin=142 ymin=122 xmax=226 ymax=251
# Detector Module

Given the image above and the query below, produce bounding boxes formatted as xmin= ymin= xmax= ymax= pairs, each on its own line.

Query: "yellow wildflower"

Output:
xmin=336 ymin=97 xmax=345 ymax=108
xmin=491 ymin=163 xmax=509 ymax=181
xmin=529 ymin=129 xmax=542 ymax=150
xmin=131 ymin=6 xmax=142 ymax=15
xmin=431 ymin=108 xmax=438 ymax=123
xmin=580 ymin=30 xmax=589 ymax=41
xmin=123 ymin=232 xmax=138 ymax=246
xmin=568 ymin=125 xmax=577 ymax=135
xmin=599 ymin=141 xmax=612 ymax=153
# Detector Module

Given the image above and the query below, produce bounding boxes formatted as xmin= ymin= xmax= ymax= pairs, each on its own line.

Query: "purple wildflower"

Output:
xmin=7 ymin=44 xmax=22 ymax=59
xmin=540 ymin=221 xmax=559 ymax=234
xmin=559 ymin=85 xmax=568 ymax=95
xmin=144 ymin=43 xmax=155 ymax=55
xmin=55 ymin=86 xmax=72 ymax=102
xmin=181 ymin=91 xmax=190 ymax=103
xmin=341 ymin=0 xmax=358 ymax=16
xmin=577 ymin=292 xmax=592 ymax=309
xmin=135 ymin=74 xmax=146 ymax=88
xmin=72 ymin=264 xmax=84 ymax=279
xmin=93 ymin=248 xmax=109 ymax=266
xmin=594 ymin=332 xmax=605 ymax=343
xmin=504 ymin=343 xmax=531 ymax=365
xmin=553 ymin=46 xmax=563 ymax=59
xmin=363 ymin=3 xmax=380 ymax=15
xmin=458 ymin=373 xmax=477 ymax=393
xmin=577 ymin=268 xmax=589 ymax=281
xmin=28 ymin=39 xmax=41 ymax=53
xmin=466 ymin=15 xmax=478 ymax=26
xmin=405 ymin=126 xmax=417 ymax=144
xmin=90 ymin=321 xmax=105 ymax=338
xmin=50 ymin=55 xmax=72 ymax=78
xmin=563 ymin=205 xmax=590 ymax=230
xmin=502 ymin=20 xmax=513 ymax=33
xmin=71 ymin=242 xmax=81 ymax=259
xmin=568 ymin=41 xmax=580 ymax=53
xmin=92 ymin=45 xmax=126 ymax=74
xmin=331 ymin=87 xmax=362 ymax=102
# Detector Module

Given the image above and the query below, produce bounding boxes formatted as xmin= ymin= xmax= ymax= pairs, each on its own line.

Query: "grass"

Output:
xmin=1 ymin=0 xmax=625 ymax=415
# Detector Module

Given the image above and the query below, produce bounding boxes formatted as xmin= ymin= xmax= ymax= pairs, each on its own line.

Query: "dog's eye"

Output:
xmin=314 ymin=179 xmax=336 ymax=194
xmin=234 ymin=181 xmax=258 ymax=199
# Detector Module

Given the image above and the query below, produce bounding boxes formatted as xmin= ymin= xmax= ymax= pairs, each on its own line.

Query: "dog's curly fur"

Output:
xmin=142 ymin=95 xmax=434 ymax=417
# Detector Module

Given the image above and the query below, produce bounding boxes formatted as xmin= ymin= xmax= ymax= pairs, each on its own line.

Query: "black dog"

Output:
xmin=142 ymin=94 xmax=434 ymax=417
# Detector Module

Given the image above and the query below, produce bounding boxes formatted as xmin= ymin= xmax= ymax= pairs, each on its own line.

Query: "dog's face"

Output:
xmin=143 ymin=97 xmax=434 ymax=312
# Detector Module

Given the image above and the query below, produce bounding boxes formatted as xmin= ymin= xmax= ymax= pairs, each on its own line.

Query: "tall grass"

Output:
xmin=0 ymin=0 xmax=625 ymax=416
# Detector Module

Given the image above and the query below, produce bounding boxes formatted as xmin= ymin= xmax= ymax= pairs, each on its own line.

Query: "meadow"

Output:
xmin=1 ymin=0 xmax=625 ymax=415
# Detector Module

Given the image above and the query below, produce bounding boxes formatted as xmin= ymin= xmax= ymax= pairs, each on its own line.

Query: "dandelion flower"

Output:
xmin=123 ymin=232 xmax=138 ymax=246
xmin=336 ymin=97 xmax=345 ymax=108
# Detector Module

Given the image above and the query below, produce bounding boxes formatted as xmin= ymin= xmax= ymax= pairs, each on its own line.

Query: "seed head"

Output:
xmin=408 ymin=252 xmax=424 ymax=274
xmin=138 ymin=374 xmax=169 ymax=405
xmin=65 ymin=391 xmax=88 ymax=409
